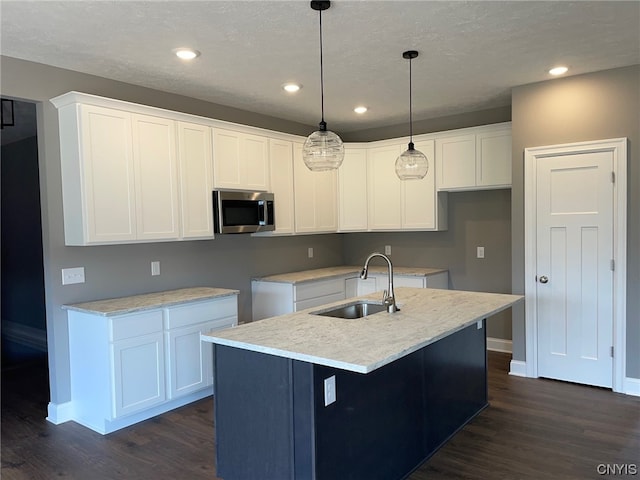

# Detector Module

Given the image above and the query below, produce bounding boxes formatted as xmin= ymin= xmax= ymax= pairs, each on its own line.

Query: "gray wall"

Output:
xmin=0 ymin=56 xmax=343 ymax=405
xmin=511 ymin=65 xmax=640 ymax=378
xmin=343 ymin=189 xmax=513 ymax=340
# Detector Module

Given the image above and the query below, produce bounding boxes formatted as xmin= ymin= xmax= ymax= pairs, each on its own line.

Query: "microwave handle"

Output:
xmin=258 ymin=200 xmax=267 ymax=226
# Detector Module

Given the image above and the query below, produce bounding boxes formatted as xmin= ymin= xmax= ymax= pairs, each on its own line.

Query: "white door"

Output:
xmin=535 ymin=151 xmax=614 ymax=388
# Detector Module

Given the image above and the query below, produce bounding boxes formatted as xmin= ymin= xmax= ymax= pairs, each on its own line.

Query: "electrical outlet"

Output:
xmin=384 ymin=245 xmax=392 ymax=255
xmin=477 ymin=320 xmax=483 ymax=329
xmin=151 ymin=261 xmax=160 ymax=276
xmin=324 ymin=375 xmax=336 ymax=406
xmin=61 ymin=267 xmax=85 ymax=285
xmin=308 ymin=247 xmax=314 ymax=258
xmin=477 ymin=246 xmax=485 ymax=259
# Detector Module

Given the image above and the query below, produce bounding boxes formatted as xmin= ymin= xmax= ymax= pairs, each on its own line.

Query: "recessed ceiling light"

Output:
xmin=549 ymin=66 xmax=568 ymax=76
xmin=354 ymin=106 xmax=368 ymax=114
xmin=174 ymin=48 xmax=200 ymax=60
xmin=283 ymin=83 xmax=302 ymax=93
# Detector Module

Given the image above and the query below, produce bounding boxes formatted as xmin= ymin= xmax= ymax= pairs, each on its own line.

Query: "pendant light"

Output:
xmin=303 ymin=0 xmax=344 ymax=171
xmin=395 ymin=50 xmax=429 ymax=180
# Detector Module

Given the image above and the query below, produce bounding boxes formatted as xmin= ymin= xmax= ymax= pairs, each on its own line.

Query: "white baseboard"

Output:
xmin=47 ymin=401 xmax=73 ymax=424
xmin=487 ymin=337 xmax=512 ymax=353
xmin=2 ymin=321 xmax=47 ymax=352
xmin=623 ymin=377 xmax=640 ymax=397
xmin=509 ymin=360 xmax=527 ymax=377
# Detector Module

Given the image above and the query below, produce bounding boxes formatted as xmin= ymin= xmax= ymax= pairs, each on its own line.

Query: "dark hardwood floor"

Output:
xmin=2 ymin=352 xmax=638 ymax=479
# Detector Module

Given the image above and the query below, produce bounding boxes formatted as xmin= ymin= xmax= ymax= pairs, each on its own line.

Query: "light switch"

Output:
xmin=62 ymin=267 xmax=85 ymax=285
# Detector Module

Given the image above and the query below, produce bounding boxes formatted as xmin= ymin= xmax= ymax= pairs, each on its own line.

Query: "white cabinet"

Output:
xmin=67 ymin=294 xmax=238 ymax=434
xmin=164 ymin=297 xmax=237 ymax=399
xmin=177 ymin=121 xmax=214 ymax=239
xmin=213 ymin=128 xmax=269 ymax=191
xmin=368 ymin=141 xmax=446 ymax=231
xmin=252 ymin=277 xmax=346 ymax=321
xmin=267 ymin=139 xmax=295 ymax=234
xmin=476 ymin=126 xmax=512 ymax=188
xmin=362 ymin=272 xmax=449 ymax=293
xmin=51 ymin=93 xmax=215 ymax=245
xmin=367 ymin=144 xmax=403 ymax=230
xmin=338 ymin=146 xmax=369 ymax=231
xmin=436 ymin=123 xmax=512 ymax=191
xmin=131 ymin=114 xmax=180 ymax=241
xmin=293 ymin=142 xmax=338 ymax=234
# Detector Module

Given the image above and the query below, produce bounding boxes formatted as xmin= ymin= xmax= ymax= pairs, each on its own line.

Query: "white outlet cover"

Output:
xmin=308 ymin=247 xmax=314 ymax=258
xmin=151 ymin=261 xmax=160 ymax=276
xmin=324 ymin=375 xmax=336 ymax=406
xmin=385 ymin=245 xmax=392 ymax=255
xmin=61 ymin=267 xmax=85 ymax=285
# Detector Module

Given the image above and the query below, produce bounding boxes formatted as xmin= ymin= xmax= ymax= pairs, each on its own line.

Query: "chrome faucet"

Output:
xmin=360 ymin=252 xmax=400 ymax=313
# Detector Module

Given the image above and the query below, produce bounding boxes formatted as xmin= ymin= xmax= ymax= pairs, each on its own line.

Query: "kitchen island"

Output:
xmin=202 ymin=287 xmax=522 ymax=480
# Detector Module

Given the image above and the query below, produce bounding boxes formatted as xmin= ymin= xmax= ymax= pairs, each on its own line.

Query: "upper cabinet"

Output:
xmin=177 ymin=121 xmax=214 ymax=239
xmin=267 ymin=139 xmax=295 ymax=235
xmin=367 ymin=140 xmax=446 ymax=231
xmin=212 ymin=128 xmax=269 ymax=191
xmin=338 ymin=146 xmax=369 ymax=232
xmin=293 ymin=142 xmax=338 ymax=234
xmin=51 ymin=92 xmax=214 ymax=245
xmin=436 ymin=123 xmax=512 ymax=191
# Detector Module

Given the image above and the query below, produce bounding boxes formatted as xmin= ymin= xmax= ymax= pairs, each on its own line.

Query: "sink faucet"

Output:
xmin=360 ymin=252 xmax=400 ymax=313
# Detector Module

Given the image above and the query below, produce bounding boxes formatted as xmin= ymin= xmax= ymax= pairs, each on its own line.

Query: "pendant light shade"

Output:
xmin=303 ymin=0 xmax=344 ymax=171
xmin=395 ymin=50 xmax=428 ymax=180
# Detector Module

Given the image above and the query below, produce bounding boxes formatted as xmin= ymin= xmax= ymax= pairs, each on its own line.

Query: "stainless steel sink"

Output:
xmin=312 ymin=301 xmax=387 ymax=319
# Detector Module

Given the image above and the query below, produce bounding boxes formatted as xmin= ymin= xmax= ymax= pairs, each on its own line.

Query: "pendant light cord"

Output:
xmin=409 ymin=55 xmax=413 ymax=145
xmin=319 ymin=8 xmax=325 ymax=126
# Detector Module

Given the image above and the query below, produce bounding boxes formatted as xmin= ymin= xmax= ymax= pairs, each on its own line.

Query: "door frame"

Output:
xmin=524 ymin=138 xmax=627 ymax=393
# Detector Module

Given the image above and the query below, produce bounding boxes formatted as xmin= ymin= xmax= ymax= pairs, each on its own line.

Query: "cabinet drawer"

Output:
xmin=164 ymin=296 xmax=237 ymax=330
xmin=110 ymin=310 xmax=163 ymax=342
xmin=295 ymin=278 xmax=345 ymax=302
xmin=394 ymin=276 xmax=425 ymax=288
xmin=295 ymin=292 xmax=346 ymax=312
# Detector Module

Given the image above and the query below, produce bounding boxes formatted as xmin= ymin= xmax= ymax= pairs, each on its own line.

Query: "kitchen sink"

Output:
xmin=312 ymin=301 xmax=387 ymax=319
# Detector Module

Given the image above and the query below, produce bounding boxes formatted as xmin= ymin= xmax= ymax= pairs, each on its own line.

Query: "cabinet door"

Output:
xmin=177 ymin=122 xmax=214 ymax=239
xmin=402 ymin=140 xmax=436 ymax=229
xmin=338 ymin=147 xmax=368 ymax=231
xmin=166 ymin=322 xmax=213 ymax=399
xmin=394 ymin=276 xmax=426 ymax=288
xmin=436 ymin=134 xmax=476 ymax=190
xmin=79 ymin=105 xmax=137 ymax=243
xmin=293 ymin=142 xmax=338 ymax=234
xmin=476 ymin=128 xmax=512 ymax=188
xmin=243 ymin=133 xmax=270 ymax=191
xmin=111 ymin=332 xmax=165 ymax=418
xmin=213 ymin=128 xmax=242 ymax=189
xmin=269 ymin=139 xmax=295 ymax=234
xmin=132 ymin=114 xmax=180 ymax=240
xmin=368 ymin=144 xmax=402 ymax=230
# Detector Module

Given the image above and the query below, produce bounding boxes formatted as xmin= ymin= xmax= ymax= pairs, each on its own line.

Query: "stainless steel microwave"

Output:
xmin=212 ymin=190 xmax=275 ymax=234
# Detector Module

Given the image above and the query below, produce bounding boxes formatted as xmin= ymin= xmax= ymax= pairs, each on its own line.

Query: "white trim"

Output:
xmin=487 ymin=337 xmax=512 ymax=353
xmin=47 ymin=401 xmax=73 ymax=424
xmin=623 ymin=377 xmax=640 ymax=397
xmin=524 ymin=138 xmax=627 ymax=393
xmin=509 ymin=360 xmax=528 ymax=377
xmin=2 ymin=321 xmax=47 ymax=352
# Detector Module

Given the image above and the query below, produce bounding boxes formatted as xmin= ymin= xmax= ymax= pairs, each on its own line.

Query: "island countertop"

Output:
xmin=202 ymin=287 xmax=522 ymax=374
xmin=252 ymin=265 xmax=448 ymax=284
xmin=62 ymin=287 xmax=239 ymax=316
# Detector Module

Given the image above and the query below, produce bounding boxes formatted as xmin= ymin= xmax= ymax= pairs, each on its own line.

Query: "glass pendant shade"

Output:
xmin=303 ymin=124 xmax=345 ymax=171
xmin=395 ymin=142 xmax=429 ymax=180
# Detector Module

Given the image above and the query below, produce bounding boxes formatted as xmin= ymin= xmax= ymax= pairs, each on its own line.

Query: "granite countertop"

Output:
xmin=63 ymin=287 xmax=239 ymax=316
xmin=202 ymin=287 xmax=522 ymax=374
xmin=253 ymin=266 xmax=448 ymax=284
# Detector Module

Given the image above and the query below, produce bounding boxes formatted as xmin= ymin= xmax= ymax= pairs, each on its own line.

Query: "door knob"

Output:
xmin=539 ymin=275 xmax=549 ymax=284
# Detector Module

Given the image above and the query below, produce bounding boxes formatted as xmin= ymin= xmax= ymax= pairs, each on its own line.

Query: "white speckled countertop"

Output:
xmin=62 ymin=287 xmax=239 ymax=316
xmin=253 ymin=266 xmax=447 ymax=284
xmin=202 ymin=287 xmax=522 ymax=374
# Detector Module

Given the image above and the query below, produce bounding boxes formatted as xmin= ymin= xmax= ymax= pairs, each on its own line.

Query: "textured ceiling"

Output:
xmin=1 ymin=1 xmax=639 ymax=135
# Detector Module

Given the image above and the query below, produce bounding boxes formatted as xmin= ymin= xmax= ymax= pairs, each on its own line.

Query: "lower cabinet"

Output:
xmin=67 ymin=295 xmax=237 ymax=434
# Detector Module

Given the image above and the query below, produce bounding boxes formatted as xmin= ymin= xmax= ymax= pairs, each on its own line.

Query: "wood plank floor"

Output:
xmin=2 ymin=352 xmax=638 ymax=479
